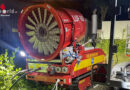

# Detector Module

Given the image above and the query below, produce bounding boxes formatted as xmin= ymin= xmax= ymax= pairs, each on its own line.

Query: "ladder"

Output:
xmin=126 ymin=25 xmax=130 ymax=57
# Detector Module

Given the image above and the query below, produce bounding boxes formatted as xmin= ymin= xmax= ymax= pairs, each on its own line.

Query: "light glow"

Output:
xmin=20 ymin=51 xmax=26 ymax=57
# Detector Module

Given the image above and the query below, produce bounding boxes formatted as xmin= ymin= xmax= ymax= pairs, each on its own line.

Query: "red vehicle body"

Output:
xmin=18 ymin=3 xmax=106 ymax=90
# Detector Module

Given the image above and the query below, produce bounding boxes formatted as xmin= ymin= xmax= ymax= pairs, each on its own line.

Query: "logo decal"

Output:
xmin=0 ymin=3 xmax=6 ymax=14
xmin=0 ymin=3 xmax=17 ymax=16
xmin=0 ymin=3 xmax=5 ymax=10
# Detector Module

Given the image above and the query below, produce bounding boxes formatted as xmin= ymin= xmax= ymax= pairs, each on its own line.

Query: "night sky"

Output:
xmin=0 ymin=0 xmax=129 ymax=69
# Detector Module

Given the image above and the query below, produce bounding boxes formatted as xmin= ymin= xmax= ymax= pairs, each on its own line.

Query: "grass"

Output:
xmin=95 ymin=39 xmax=130 ymax=66
xmin=113 ymin=53 xmax=130 ymax=65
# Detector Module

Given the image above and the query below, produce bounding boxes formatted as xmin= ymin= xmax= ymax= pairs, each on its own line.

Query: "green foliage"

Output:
xmin=96 ymin=39 xmax=126 ymax=55
xmin=95 ymin=39 xmax=129 ymax=65
xmin=114 ymin=39 xmax=126 ymax=54
xmin=0 ymin=49 xmax=66 ymax=90
xmin=17 ymin=75 xmax=69 ymax=90
xmin=96 ymin=39 xmax=109 ymax=55
xmin=0 ymin=49 xmax=21 ymax=90
xmin=122 ymin=29 xmax=126 ymax=39
xmin=14 ymin=78 xmax=66 ymax=90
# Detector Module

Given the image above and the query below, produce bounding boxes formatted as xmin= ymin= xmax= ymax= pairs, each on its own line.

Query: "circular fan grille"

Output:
xmin=25 ymin=7 xmax=60 ymax=55
xmin=19 ymin=4 xmax=86 ymax=61
xmin=18 ymin=5 xmax=64 ymax=60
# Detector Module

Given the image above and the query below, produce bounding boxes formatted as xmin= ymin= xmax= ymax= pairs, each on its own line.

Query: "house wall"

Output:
xmin=99 ymin=21 xmax=130 ymax=39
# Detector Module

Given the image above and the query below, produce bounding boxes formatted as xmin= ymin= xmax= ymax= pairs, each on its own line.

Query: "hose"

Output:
xmin=9 ymin=73 xmax=27 ymax=90
xmin=11 ymin=69 xmax=28 ymax=80
xmin=52 ymin=79 xmax=60 ymax=90
xmin=9 ymin=67 xmax=41 ymax=90
xmin=82 ymin=39 xmax=92 ymax=46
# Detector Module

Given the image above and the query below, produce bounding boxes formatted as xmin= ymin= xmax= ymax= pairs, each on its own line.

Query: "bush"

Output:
xmin=96 ymin=39 xmax=126 ymax=55
xmin=0 ymin=49 xmax=66 ymax=90
xmin=0 ymin=49 xmax=22 ymax=90
xmin=114 ymin=39 xmax=126 ymax=54
xmin=96 ymin=39 xmax=110 ymax=55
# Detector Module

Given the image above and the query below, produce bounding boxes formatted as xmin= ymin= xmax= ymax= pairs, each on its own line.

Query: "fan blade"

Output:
xmin=38 ymin=8 xmax=42 ymax=23
xmin=25 ymin=24 xmax=36 ymax=31
xmin=12 ymin=28 xmax=18 ymax=32
xmin=48 ymin=39 xmax=58 ymax=49
xmin=33 ymin=38 xmax=39 ymax=49
xmin=43 ymin=9 xmax=47 ymax=24
xmin=46 ymin=14 xmax=53 ymax=26
xmin=48 ymin=21 xmax=58 ymax=30
xmin=26 ymin=31 xmax=35 ymax=36
xmin=28 ymin=35 xmax=36 ymax=43
xmin=49 ymin=28 xmax=59 ymax=35
xmin=28 ymin=16 xmax=36 ymax=26
xmin=46 ymin=40 xmax=54 ymax=54
xmin=49 ymin=35 xmax=59 ymax=42
xmin=32 ymin=10 xmax=39 ymax=24
xmin=42 ymin=42 xmax=49 ymax=55
xmin=51 ymin=35 xmax=59 ymax=39
xmin=38 ymin=42 xmax=43 ymax=53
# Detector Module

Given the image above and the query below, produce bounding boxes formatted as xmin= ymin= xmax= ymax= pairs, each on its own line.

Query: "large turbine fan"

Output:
xmin=19 ymin=4 xmax=86 ymax=60
xmin=25 ymin=7 xmax=60 ymax=56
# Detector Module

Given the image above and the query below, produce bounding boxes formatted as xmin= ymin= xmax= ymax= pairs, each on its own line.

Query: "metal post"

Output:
xmin=107 ymin=0 xmax=117 ymax=84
